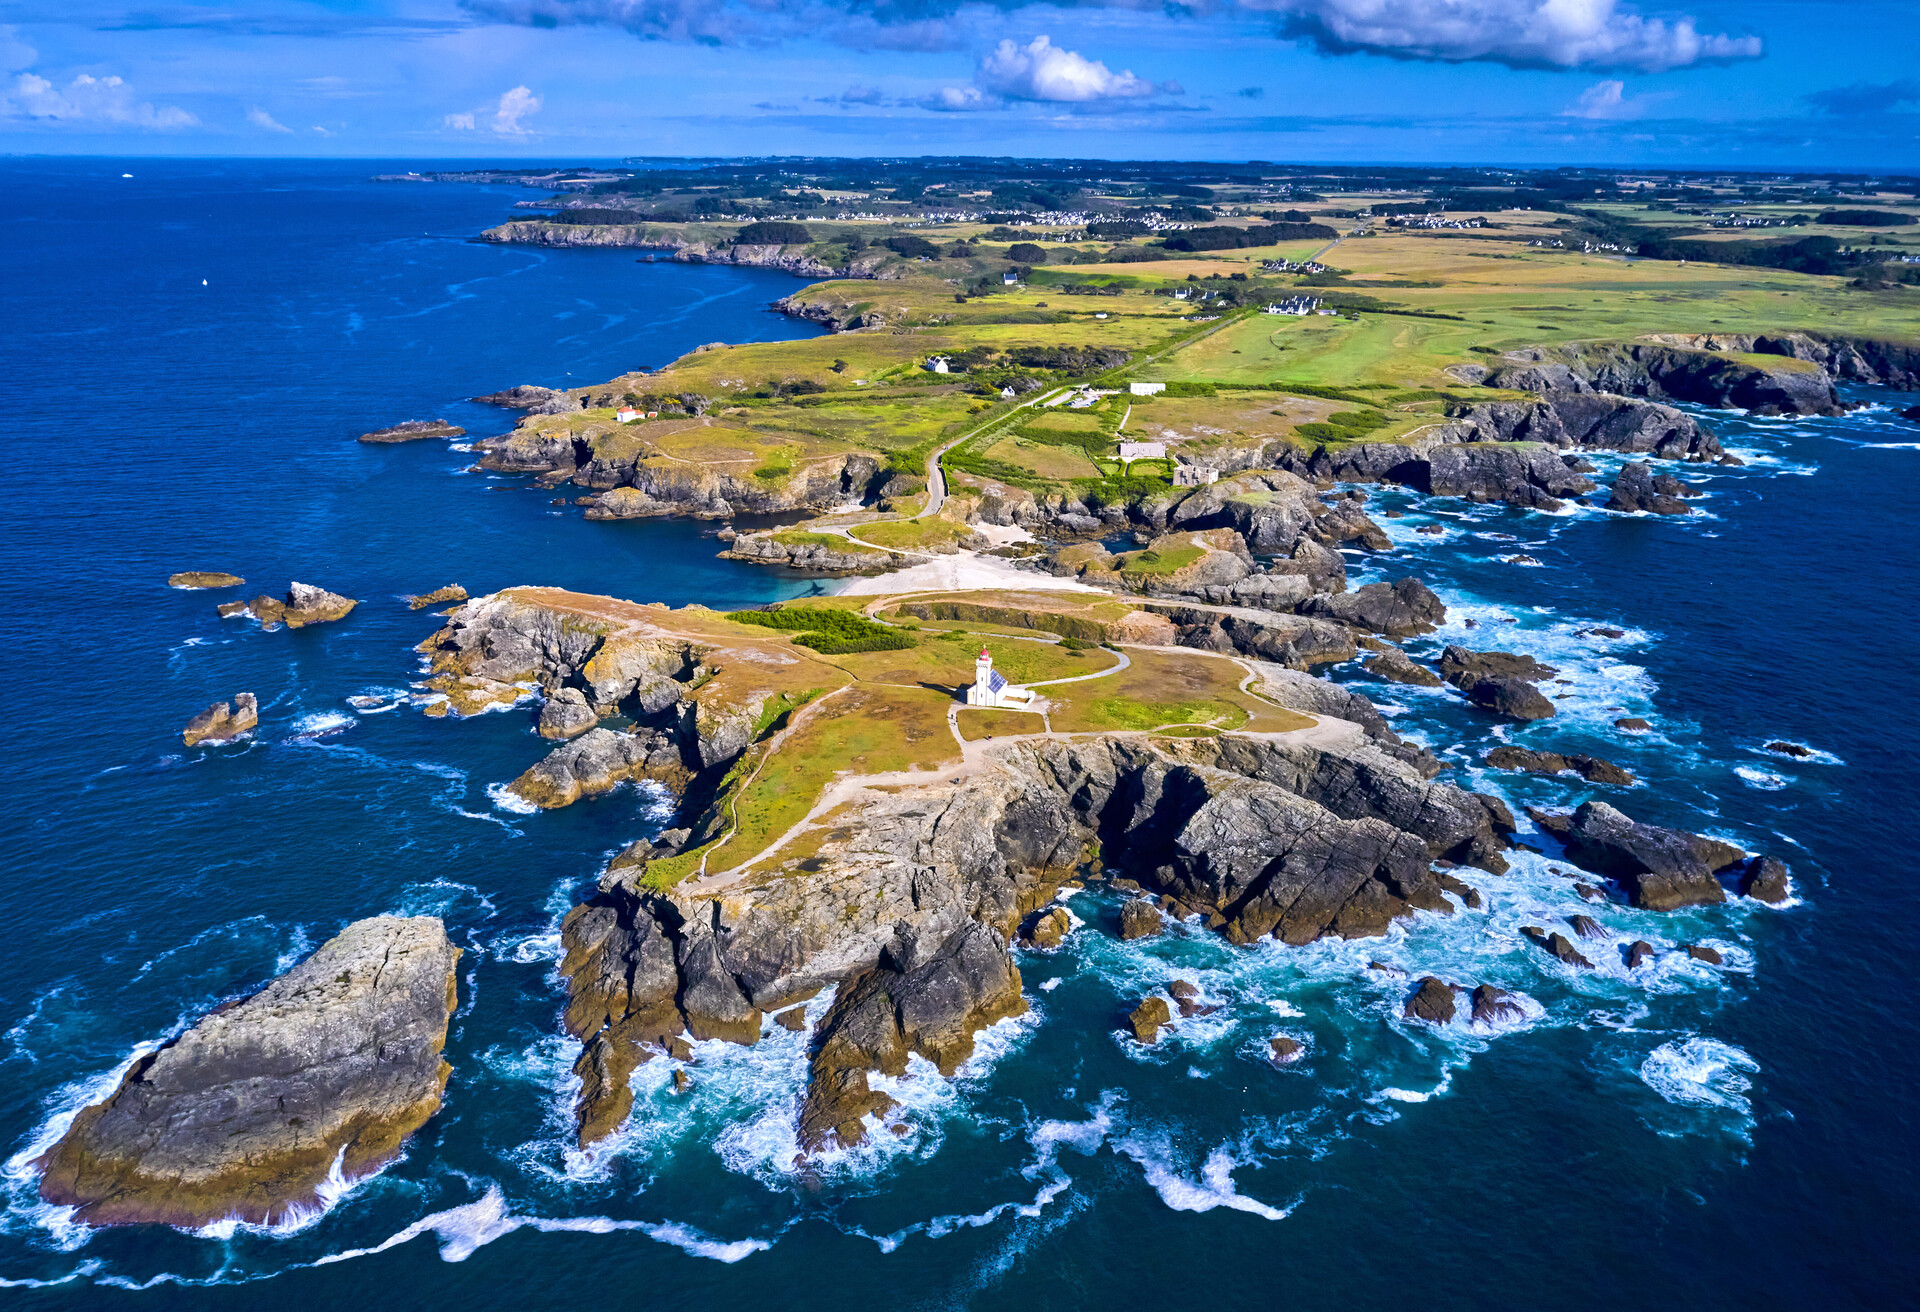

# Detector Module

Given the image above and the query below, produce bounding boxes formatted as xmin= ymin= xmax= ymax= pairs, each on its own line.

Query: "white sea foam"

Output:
xmin=286 ymin=711 xmax=355 ymax=740
xmin=1638 ymin=1037 xmax=1759 ymax=1115
xmin=1112 ymin=1134 xmax=1292 ymax=1221
xmin=311 ymin=1186 xmax=771 ymax=1265
xmin=486 ymin=782 xmax=538 ymax=815
xmin=1734 ymin=765 xmax=1789 ymax=791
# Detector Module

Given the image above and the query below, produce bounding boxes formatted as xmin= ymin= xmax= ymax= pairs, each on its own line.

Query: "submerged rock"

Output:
xmin=1606 ymin=461 xmax=1694 ymax=516
xmin=1763 ymin=740 xmax=1814 ymax=759
xmin=1686 ymin=944 xmax=1724 ymax=966
xmin=182 ymin=693 xmax=257 ymax=747
xmin=1624 ymin=940 xmax=1656 ymax=969
xmin=37 ymin=916 xmax=458 ymax=1228
xmin=1268 ymin=1035 xmax=1304 ymax=1064
xmin=167 ymin=571 xmax=244 ymax=589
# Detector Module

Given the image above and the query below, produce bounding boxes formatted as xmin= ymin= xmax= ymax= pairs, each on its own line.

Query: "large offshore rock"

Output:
xmin=1606 ymin=461 xmax=1695 ymax=515
xmin=225 ymin=582 xmax=358 ymax=630
xmin=1423 ymin=441 xmax=1595 ymax=509
xmin=1562 ymin=801 xmax=1747 ymax=910
xmin=37 ymin=917 xmax=458 ymax=1228
xmin=182 ymin=693 xmax=257 ymax=746
xmin=168 ymin=571 xmax=244 ymax=589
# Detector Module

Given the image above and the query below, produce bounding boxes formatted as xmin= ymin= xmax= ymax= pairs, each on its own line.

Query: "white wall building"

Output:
xmin=1128 ymin=382 xmax=1165 ymax=396
xmin=966 ymin=648 xmax=1034 ymax=709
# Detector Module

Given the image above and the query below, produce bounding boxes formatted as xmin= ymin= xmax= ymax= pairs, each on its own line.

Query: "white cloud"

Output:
xmin=1255 ymin=0 xmax=1762 ymax=73
xmin=444 ymin=110 xmax=476 ymax=129
xmin=246 ymin=105 xmax=293 ymax=132
xmin=976 ymin=36 xmax=1170 ymax=102
xmin=312 ymin=124 xmax=333 ymax=135
xmin=1565 ymin=79 xmax=1625 ymax=118
xmin=4 ymin=72 xmax=198 ymax=128
xmin=0 ymin=25 xmax=35 ymax=74
xmin=918 ymin=84 xmax=998 ymax=112
xmin=462 ymin=0 xmax=1761 ymax=72
xmin=491 ymin=85 xmax=541 ymax=134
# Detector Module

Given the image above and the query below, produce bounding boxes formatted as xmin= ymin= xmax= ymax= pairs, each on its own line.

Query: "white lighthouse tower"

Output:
xmin=966 ymin=647 xmax=1033 ymax=709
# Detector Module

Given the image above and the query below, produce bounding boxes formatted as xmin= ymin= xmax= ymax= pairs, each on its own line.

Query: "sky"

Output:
xmin=1 ymin=0 xmax=1917 ymax=168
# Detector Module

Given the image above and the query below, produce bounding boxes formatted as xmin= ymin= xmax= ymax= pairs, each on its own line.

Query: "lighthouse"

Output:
xmin=966 ymin=647 xmax=1033 ymax=709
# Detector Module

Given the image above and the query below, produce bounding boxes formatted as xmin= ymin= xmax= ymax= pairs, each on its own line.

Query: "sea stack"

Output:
xmin=37 ymin=916 xmax=459 ymax=1228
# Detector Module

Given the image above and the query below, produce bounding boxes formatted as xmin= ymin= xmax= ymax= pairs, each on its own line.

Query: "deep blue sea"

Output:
xmin=1 ymin=158 xmax=1916 ymax=1309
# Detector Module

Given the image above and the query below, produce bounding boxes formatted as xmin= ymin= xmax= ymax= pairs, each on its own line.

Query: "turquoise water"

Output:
xmin=1 ymin=160 xmax=1915 ymax=1308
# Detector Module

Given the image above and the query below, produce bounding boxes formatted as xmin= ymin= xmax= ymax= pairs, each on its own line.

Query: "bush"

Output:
xmin=735 ymin=220 xmax=812 ymax=246
xmin=1162 ymin=222 xmax=1337 ymax=252
xmin=1007 ymin=242 xmax=1049 ymax=265
xmin=728 ymin=606 xmax=914 ymax=654
xmin=886 ymin=235 xmax=941 ymax=259
xmin=1816 ymin=209 xmax=1916 ymax=227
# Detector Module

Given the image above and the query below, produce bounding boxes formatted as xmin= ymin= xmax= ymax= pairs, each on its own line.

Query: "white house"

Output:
xmin=966 ymin=648 xmax=1034 ymax=709
xmin=925 ymin=355 xmax=951 ymax=374
xmin=1002 ymin=271 xmax=1020 ymax=285
xmin=616 ymin=406 xmax=641 ymax=424
xmin=1174 ymin=464 xmax=1220 ymax=486
xmin=1128 ymin=382 xmax=1165 ymax=396
xmin=999 ymin=385 xmax=1017 ymax=399
xmin=1118 ymin=441 xmax=1166 ymax=467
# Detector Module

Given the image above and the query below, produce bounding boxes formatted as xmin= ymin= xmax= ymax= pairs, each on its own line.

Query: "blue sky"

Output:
xmin=2 ymin=0 xmax=1917 ymax=167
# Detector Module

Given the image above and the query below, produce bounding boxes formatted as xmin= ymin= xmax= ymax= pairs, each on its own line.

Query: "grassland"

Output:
xmin=1044 ymin=648 xmax=1315 ymax=735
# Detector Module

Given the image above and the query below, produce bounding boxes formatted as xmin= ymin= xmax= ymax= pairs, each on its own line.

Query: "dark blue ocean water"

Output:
xmin=2 ymin=159 xmax=1916 ymax=1309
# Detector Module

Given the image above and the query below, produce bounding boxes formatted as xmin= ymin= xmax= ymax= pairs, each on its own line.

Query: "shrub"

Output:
xmin=1007 ymin=243 xmax=1049 ymax=265
xmin=886 ymin=235 xmax=941 ymax=259
xmin=728 ymin=606 xmax=915 ymax=654
xmin=735 ymin=220 xmax=812 ymax=246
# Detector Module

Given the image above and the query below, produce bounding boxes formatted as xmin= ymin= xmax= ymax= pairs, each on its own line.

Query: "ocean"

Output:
xmin=1 ymin=159 xmax=1915 ymax=1309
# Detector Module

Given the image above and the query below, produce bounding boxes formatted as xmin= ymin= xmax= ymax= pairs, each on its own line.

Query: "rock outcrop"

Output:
xmin=537 ymin=688 xmax=599 ymax=740
xmin=219 ymin=582 xmax=358 ymax=630
xmin=1118 ymin=899 xmax=1163 ymax=940
xmin=406 ymin=584 xmax=468 ymax=610
xmin=168 ymin=571 xmax=244 ymax=589
xmin=1128 ymin=995 xmax=1173 ymax=1043
xmin=1561 ymin=801 xmax=1751 ymax=911
xmin=182 ymin=693 xmax=258 ymax=747
xmin=1606 ymin=461 xmax=1696 ymax=515
xmin=1438 ymin=645 xmax=1558 ymax=721
xmin=1484 ymin=746 xmax=1636 ymax=786
xmin=1362 ymin=646 xmax=1444 ymax=687
xmin=358 ymin=420 xmax=464 ymax=443
xmin=1404 ymin=976 xmax=1457 ymax=1024
xmin=37 ymin=916 xmax=458 ymax=1228
xmin=1300 ymin=577 xmax=1445 ymax=637
xmin=510 ymin=726 xmax=687 ymax=807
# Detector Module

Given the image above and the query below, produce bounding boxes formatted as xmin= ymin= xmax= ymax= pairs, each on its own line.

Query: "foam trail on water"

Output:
xmin=1112 ymin=1133 xmax=1292 ymax=1221
xmin=310 ymin=1186 xmax=771 ymax=1265
xmin=1639 ymin=1037 xmax=1759 ymax=1116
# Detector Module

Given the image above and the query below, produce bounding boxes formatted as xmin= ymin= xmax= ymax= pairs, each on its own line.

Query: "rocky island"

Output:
xmin=37 ymin=916 xmax=459 ymax=1228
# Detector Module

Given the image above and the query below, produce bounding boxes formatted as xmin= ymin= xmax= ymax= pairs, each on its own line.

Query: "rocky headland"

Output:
xmin=37 ymin=916 xmax=458 ymax=1228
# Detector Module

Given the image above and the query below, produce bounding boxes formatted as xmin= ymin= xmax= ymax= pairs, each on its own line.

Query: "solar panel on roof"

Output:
xmin=988 ymin=670 xmax=1007 ymax=694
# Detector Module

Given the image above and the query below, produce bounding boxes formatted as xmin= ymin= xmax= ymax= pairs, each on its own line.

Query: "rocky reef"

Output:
xmin=37 ymin=916 xmax=458 ymax=1228
xmin=357 ymin=420 xmax=464 ymax=444
xmin=167 ymin=571 xmax=244 ymax=590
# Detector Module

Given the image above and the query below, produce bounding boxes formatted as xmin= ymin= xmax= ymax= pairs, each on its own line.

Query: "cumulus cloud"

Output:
xmin=492 ymin=84 xmax=541 ymax=132
xmin=459 ymin=0 xmax=1761 ymax=72
xmin=1254 ymin=0 xmax=1761 ymax=73
xmin=246 ymin=105 xmax=293 ymax=132
xmin=1804 ymin=78 xmax=1920 ymax=117
xmin=444 ymin=87 xmax=541 ymax=134
xmin=975 ymin=35 xmax=1171 ymax=102
xmin=4 ymin=72 xmax=197 ymax=128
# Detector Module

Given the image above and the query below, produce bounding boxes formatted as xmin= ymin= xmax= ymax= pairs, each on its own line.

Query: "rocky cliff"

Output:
xmin=480 ymin=221 xmax=890 ymax=281
xmin=556 ymin=727 xmax=1510 ymax=1147
xmin=37 ymin=916 xmax=458 ymax=1228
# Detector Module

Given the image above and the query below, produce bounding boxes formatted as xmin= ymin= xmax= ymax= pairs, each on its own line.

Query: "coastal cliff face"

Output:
xmin=557 ymin=727 xmax=1512 ymax=1148
xmin=1469 ymin=334 xmax=1920 ymax=417
xmin=37 ymin=917 xmax=459 ymax=1228
xmin=480 ymin=221 xmax=891 ymax=281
